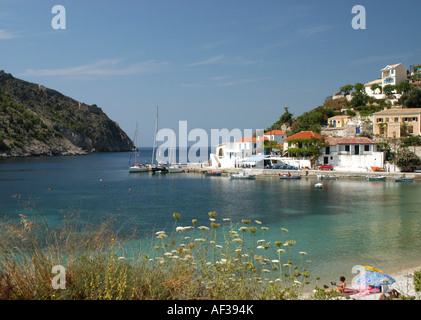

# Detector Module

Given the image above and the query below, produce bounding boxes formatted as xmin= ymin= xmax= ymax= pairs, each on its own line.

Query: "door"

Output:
xmin=355 ymin=145 xmax=360 ymax=155
xmin=324 ymin=157 xmax=329 ymax=164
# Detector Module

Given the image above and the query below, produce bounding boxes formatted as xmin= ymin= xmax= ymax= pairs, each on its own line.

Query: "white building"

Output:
xmin=319 ymin=137 xmax=384 ymax=172
xmin=209 ymin=136 xmax=266 ymax=168
xmin=364 ymin=78 xmax=383 ymax=99
xmin=364 ymin=63 xmax=408 ymax=99
xmin=381 ymin=63 xmax=408 ymax=88
xmin=263 ymin=130 xmax=287 ymax=145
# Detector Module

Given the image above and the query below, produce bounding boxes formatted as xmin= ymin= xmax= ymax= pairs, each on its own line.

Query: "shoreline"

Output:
xmin=301 ymin=262 xmax=421 ymax=300
xmin=185 ymin=165 xmax=421 ymax=180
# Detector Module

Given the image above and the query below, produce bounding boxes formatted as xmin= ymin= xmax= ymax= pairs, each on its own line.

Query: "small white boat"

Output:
xmin=129 ymin=163 xmax=148 ymax=173
xmin=314 ymin=183 xmax=323 ymax=189
xmin=367 ymin=176 xmax=386 ymax=182
xmin=230 ymin=172 xmax=256 ymax=180
xmin=168 ymin=164 xmax=183 ymax=173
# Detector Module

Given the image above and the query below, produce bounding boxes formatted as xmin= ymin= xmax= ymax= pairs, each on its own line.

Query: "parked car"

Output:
xmin=318 ymin=164 xmax=333 ymax=170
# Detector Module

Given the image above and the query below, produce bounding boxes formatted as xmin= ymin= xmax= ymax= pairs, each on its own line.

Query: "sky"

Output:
xmin=1 ymin=0 xmax=421 ymax=147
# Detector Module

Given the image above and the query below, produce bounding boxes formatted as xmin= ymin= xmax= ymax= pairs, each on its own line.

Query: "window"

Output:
xmin=345 ymin=145 xmax=350 ymax=152
xmin=394 ymin=117 xmax=399 ymax=122
xmin=385 ymin=118 xmax=389 ymax=122
xmin=404 ymin=117 xmax=409 ymax=122
xmin=412 ymin=117 xmax=418 ymax=122
xmin=408 ymin=125 xmax=414 ymax=134
xmin=377 ymin=118 xmax=383 ymax=123
xmin=364 ymin=145 xmax=370 ymax=152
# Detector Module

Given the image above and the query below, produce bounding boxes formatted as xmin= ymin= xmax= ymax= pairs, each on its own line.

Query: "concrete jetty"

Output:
xmin=181 ymin=164 xmax=421 ymax=181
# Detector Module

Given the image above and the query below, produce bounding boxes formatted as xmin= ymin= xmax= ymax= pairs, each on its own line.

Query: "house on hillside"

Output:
xmin=319 ymin=137 xmax=384 ymax=172
xmin=364 ymin=63 xmax=408 ymax=99
xmin=372 ymin=108 xmax=421 ymax=138
xmin=327 ymin=115 xmax=351 ymax=128
xmin=381 ymin=63 xmax=408 ymax=88
xmin=264 ymin=130 xmax=287 ymax=144
xmin=364 ymin=79 xmax=383 ymax=98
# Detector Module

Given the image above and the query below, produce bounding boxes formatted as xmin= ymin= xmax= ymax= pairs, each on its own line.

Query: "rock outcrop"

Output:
xmin=0 ymin=70 xmax=134 ymax=157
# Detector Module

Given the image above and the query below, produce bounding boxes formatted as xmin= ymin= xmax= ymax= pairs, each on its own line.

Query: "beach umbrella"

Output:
xmin=362 ymin=266 xmax=384 ymax=273
xmin=356 ymin=270 xmax=396 ymax=286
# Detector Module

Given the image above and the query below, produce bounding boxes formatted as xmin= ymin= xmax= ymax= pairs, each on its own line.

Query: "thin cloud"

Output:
xmin=188 ymin=55 xmax=224 ymax=67
xmin=353 ymin=53 xmax=414 ymax=65
xmin=181 ymin=77 xmax=269 ymax=88
xmin=22 ymin=59 xmax=167 ymax=78
xmin=0 ymin=29 xmax=18 ymax=39
xmin=299 ymin=25 xmax=332 ymax=37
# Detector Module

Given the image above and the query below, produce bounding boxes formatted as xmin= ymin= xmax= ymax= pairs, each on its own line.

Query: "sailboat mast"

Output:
xmin=152 ymin=106 xmax=158 ymax=165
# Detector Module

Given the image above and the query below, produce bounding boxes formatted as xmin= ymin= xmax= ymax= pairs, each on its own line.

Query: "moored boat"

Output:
xmin=279 ymin=173 xmax=301 ymax=180
xmin=314 ymin=182 xmax=323 ymax=189
xmin=230 ymin=172 xmax=256 ymax=180
xmin=395 ymin=177 xmax=414 ymax=182
xmin=205 ymin=172 xmax=222 ymax=176
xmin=367 ymin=176 xmax=386 ymax=181
xmin=320 ymin=175 xmax=339 ymax=181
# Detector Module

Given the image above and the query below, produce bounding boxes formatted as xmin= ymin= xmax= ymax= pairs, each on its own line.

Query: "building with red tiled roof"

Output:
xmin=319 ymin=136 xmax=384 ymax=172
xmin=282 ymin=131 xmax=326 ymax=157
xmin=235 ymin=136 xmax=267 ymax=143
xmin=263 ymin=130 xmax=287 ymax=146
xmin=284 ymin=131 xmax=324 ymax=141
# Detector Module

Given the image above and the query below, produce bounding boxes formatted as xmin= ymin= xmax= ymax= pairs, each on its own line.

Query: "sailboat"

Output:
xmin=129 ymin=122 xmax=148 ymax=173
xmin=168 ymin=128 xmax=183 ymax=173
xmin=151 ymin=106 xmax=168 ymax=173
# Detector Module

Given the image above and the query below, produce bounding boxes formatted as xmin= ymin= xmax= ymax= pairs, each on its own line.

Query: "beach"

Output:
xmin=350 ymin=264 xmax=420 ymax=300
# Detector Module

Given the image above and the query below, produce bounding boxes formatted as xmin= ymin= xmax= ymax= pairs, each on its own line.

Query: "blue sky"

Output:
xmin=1 ymin=0 xmax=421 ymax=146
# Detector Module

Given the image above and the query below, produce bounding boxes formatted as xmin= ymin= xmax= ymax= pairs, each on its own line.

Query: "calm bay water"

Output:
xmin=1 ymin=149 xmax=421 ymax=285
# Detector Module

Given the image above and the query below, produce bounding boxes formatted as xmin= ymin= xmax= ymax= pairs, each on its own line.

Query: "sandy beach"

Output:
xmin=349 ymin=264 xmax=420 ymax=300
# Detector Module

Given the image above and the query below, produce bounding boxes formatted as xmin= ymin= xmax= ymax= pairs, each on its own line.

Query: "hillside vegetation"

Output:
xmin=0 ymin=70 xmax=134 ymax=156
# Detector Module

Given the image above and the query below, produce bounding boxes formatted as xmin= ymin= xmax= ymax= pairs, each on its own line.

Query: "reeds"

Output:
xmin=0 ymin=211 xmax=314 ymax=300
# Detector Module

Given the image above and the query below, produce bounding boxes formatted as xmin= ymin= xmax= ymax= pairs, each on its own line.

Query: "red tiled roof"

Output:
xmin=264 ymin=130 xmax=286 ymax=136
xmin=327 ymin=137 xmax=377 ymax=146
xmin=284 ymin=131 xmax=324 ymax=141
xmin=236 ymin=136 xmax=268 ymax=143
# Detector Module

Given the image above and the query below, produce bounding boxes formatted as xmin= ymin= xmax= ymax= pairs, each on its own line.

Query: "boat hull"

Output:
xmin=230 ymin=174 xmax=256 ymax=180
xmin=395 ymin=178 xmax=414 ymax=182
xmin=367 ymin=176 xmax=386 ymax=181
xmin=129 ymin=165 xmax=148 ymax=173
xmin=279 ymin=175 xmax=301 ymax=180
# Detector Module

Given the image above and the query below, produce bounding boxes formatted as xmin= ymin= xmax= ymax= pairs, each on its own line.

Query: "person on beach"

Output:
xmin=327 ymin=276 xmax=346 ymax=295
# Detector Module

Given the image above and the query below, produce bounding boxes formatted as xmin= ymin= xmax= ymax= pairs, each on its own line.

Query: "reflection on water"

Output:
xmin=0 ymin=152 xmax=420 ymax=286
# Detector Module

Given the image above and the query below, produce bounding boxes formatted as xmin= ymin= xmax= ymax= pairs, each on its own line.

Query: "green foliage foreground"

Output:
xmin=0 ymin=212 xmax=316 ymax=300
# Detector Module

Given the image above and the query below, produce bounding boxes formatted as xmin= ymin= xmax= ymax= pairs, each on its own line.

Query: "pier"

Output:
xmin=182 ymin=164 xmax=421 ymax=180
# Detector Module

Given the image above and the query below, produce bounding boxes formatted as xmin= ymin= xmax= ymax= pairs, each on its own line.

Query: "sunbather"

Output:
xmin=327 ymin=276 xmax=346 ymax=294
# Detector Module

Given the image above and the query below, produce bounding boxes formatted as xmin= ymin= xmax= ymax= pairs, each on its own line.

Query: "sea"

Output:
xmin=1 ymin=147 xmax=421 ymax=287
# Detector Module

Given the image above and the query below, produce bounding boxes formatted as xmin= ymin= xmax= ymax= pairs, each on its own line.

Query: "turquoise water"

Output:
xmin=1 ymin=150 xmax=421 ymax=286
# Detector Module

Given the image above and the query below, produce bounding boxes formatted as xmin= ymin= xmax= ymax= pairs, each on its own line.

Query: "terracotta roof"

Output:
xmin=381 ymin=63 xmax=403 ymax=71
xmin=364 ymin=79 xmax=382 ymax=86
xmin=284 ymin=131 xmax=324 ymax=141
xmin=373 ymin=108 xmax=421 ymax=115
xmin=236 ymin=136 xmax=268 ymax=143
xmin=327 ymin=137 xmax=377 ymax=146
xmin=328 ymin=115 xmax=351 ymax=120
xmin=264 ymin=130 xmax=286 ymax=136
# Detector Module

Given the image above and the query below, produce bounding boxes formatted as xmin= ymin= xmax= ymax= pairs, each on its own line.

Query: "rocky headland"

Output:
xmin=0 ymin=70 xmax=134 ymax=157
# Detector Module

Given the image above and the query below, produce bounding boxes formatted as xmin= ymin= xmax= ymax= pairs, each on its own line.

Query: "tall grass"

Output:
xmin=0 ymin=211 xmax=313 ymax=300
